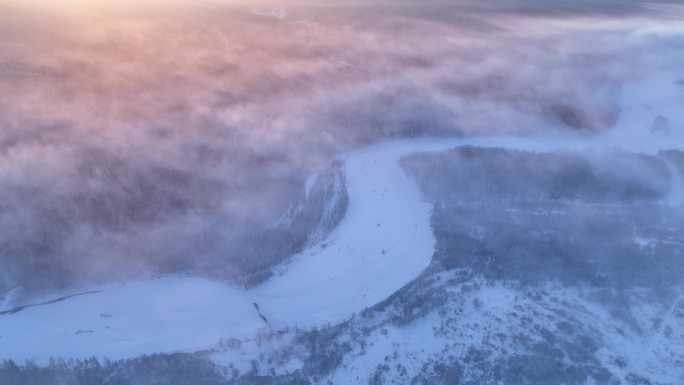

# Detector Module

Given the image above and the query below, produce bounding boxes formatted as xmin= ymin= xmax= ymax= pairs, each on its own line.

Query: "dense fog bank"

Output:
xmin=1 ymin=0 xmax=683 ymax=299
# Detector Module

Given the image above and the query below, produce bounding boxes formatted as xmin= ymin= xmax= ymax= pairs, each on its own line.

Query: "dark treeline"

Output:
xmin=0 ymin=355 xmax=304 ymax=385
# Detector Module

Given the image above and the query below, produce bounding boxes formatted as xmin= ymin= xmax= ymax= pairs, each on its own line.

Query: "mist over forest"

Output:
xmin=1 ymin=0 xmax=682 ymax=300
xmin=0 ymin=0 xmax=683 ymax=383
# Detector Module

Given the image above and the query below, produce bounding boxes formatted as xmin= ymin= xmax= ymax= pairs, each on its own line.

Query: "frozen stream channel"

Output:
xmin=0 ymin=133 xmax=681 ymax=362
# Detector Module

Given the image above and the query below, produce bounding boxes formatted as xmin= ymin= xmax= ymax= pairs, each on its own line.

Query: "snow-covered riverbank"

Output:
xmin=1 ymin=129 xmax=682 ymax=362
xmin=0 ymin=138 xmax=467 ymax=362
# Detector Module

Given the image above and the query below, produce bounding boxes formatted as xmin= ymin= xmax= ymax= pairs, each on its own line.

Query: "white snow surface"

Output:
xmin=0 ymin=138 xmax=468 ymax=362
xmin=251 ymin=139 xmax=469 ymax=327
xmin=0 ymin=128 xmax=682 ymax=362
xmin=0 ymin=278 xmax=263 ymax=361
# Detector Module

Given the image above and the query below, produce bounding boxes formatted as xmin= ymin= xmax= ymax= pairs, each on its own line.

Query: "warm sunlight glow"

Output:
xmin=0 ymin=0 xmax=682 ymax=382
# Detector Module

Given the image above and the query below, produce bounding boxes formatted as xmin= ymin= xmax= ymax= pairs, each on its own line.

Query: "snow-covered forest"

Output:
xmin=0 ymin=0 xmax=683 ymax=384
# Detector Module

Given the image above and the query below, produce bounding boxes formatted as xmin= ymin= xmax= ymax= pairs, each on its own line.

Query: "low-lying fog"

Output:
xmin=0 ymin=0 xmax=682 ymax=299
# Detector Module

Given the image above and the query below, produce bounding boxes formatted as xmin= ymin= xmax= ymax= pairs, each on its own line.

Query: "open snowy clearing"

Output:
xmin=0 ymin=97 xmax=682 ymax=362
